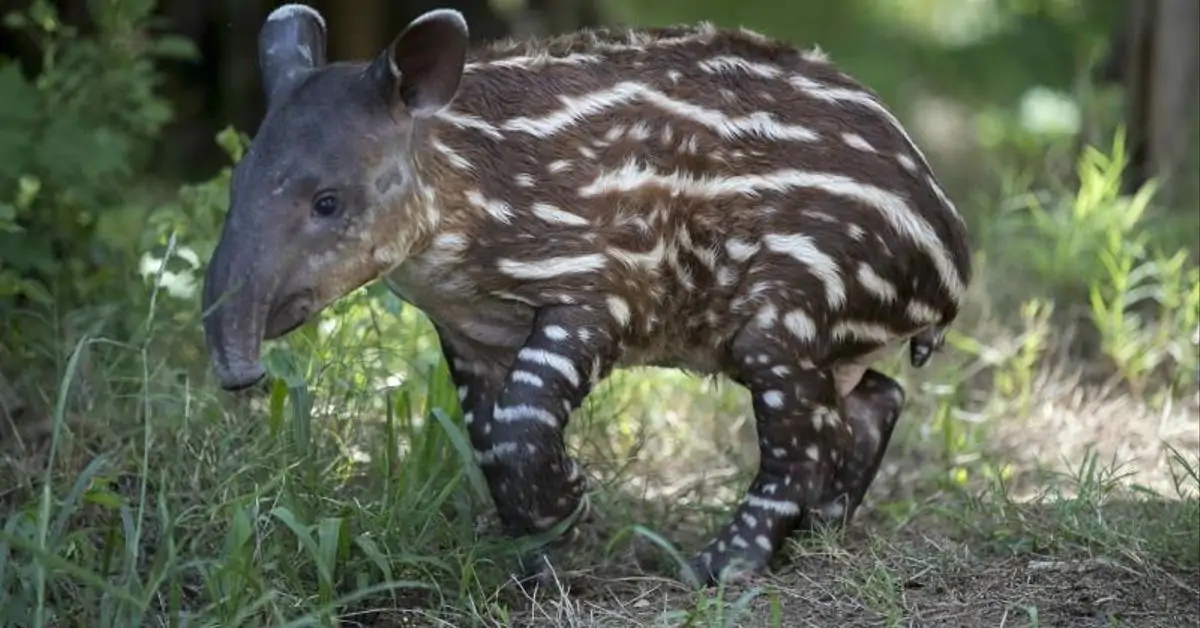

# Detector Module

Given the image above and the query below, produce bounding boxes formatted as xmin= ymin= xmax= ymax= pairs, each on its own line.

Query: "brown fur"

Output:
xmin=397 ymin=23 xmax=970 ymax=378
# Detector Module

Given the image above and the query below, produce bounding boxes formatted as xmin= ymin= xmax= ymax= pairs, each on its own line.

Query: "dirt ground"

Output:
xmin=522 ymin=552 xmax=1200 ymax=627
xmin=363 ymin=531 xmax=1199 ymax=627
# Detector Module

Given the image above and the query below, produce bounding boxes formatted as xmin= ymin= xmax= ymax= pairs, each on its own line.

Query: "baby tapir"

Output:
xmin=200 ymin=4 xmax=972 ymax=587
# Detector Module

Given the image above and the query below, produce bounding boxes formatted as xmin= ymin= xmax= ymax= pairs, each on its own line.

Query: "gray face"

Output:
xmin=201 ymin=5 xmax=469 ymax=391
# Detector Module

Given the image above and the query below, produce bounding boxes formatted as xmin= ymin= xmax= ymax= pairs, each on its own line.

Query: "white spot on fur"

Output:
xmin=544 ymin=325 xmax=570 ymax=341
xmin=907 ymin=300 xmax=941 ymax=324
xmin=607 ymin=295 xmax=632 ymax=327
xmin=660 ymin=124 xmax=674 ymax=145
xmin=465 ymin=189 xmax=515 ymax=223
xmin=475 ymin=441 xmax=519 ymax=464
xmin=842 ymin=132 xmax=876 ymax=152
xmin=803 ymin=45 xmax=830 ymax=63
xmin=724 ymin=238 xmax=760 ymax=262
xmin=518 ymin=347 xmax=581 ymax=388
xmin=755 ymin=303 xmax=778 ymax=328
xmin=608 ymin=239 xmax=666 ymax=269
xmin=717 ymin=266 xmax=739 ymax=287
xmin=429 ymin=138 xmax=473 ymax=175
xmin=747 ymin=494 xmax=801 ymax=516
xmin=811 ymin=406 xmax=840 ymax=431
xmin=763 ymin=233 xmax=846 ymax=308
xmin=783 ymin=310 xmax=817 ymax=343
xmin=503 ymin=81 xmax=819 ymax=143
xmin=465 ymin=52 xmax=602 ymax=73
xmin=856 ymin=262 xmax=898 ymax=302
xmin=433 ymin=232 xmax=469 ymax=252
xmin=511 ymin=370 xmax=544 ymax=388
xmin=497 ymin=254 xmax=607 ymax=279
xmin=531 ymin=202 xmax=589 ymax=226
xmin=761 ymin=390 xmax=785 ymax=408
xmin=434 ymin=110 xmax=504 ymax=140
xmin=493 ymin=403 xmax=558 ymax=427
xmin=698 ymin=55 xmax=781 ymax=79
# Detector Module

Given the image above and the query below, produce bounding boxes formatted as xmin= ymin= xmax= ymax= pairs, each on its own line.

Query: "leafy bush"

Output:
xmin=0 ymin=0 xmax=196 ymax=315
xmin=986 ymin=130 xmax=1200 ymax=395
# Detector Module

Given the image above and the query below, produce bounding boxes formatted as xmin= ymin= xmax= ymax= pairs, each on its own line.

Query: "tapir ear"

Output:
xmin=258 ymin=4 xmax=328 ymax=105
xmin=368 ymin=9 xmax=469 ymax=118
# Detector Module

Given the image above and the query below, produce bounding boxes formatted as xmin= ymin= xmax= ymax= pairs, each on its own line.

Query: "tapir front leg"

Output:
xmin=456 ymin=306 xmax=616 ymax=585
xmin=438 ymin=331 xmax=502 ymax=428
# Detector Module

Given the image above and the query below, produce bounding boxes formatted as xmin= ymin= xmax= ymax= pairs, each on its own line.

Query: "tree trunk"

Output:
xmin=322 ymin=0 xmax=388 ymax=61
xmin=1112 ymin=0 xmax=1200 ymax=205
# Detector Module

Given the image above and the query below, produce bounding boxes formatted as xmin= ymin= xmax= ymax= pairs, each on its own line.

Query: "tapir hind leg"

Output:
xmin=799 ymin=367 xmax=905 ymax=533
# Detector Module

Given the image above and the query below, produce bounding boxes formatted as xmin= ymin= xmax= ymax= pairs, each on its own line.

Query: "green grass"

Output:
xmin=2 ymin=133 xmax=1199 ymax=628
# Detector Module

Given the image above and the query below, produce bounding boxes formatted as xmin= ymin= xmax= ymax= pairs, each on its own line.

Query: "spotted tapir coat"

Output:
xmin=200 ymin=3 xmax=972 ymax=587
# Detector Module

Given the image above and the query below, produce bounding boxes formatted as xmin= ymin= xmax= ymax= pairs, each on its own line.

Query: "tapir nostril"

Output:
xmin=264 ymin=289 xmax=316 ymax=340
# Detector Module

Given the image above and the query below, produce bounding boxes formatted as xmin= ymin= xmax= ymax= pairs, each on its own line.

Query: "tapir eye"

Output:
xmin=312 ymin=191 xmax=340 ymax=217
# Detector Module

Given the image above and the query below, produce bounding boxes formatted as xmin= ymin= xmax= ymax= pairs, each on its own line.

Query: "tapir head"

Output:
xmin=201 ymin=4 xmax=469 ymax=391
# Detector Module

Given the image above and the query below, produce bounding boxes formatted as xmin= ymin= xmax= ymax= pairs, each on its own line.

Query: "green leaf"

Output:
xmin=316 ymin=517 xmax=343 ymax=585
xmin=16 ymin=277 xmax=53 ymax=305
xmin=82 ymin=489 xmax=123 ymax=510
xmin=353 ymin=534 xmax=393 ymax=581
xmin=0 ymin=202 xmax=16 ymax=225
xmin=270 ymin=507 xmax=318 ymax=559
xmin=0 ymin=64 xmax=40 ymax=181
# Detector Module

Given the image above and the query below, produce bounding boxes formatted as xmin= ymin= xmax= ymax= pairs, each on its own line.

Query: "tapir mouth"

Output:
xmin=222 ymin=372 xmax=269 ymax=393
xmin=264 ymin=289 xmax=314 ymax=340
xmin=210 ymin=290 xmax=314 ymax=393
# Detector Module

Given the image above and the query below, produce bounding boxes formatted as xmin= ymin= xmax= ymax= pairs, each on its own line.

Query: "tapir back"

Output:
xmin=401 ymin=23 xmax=971 ymax=373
